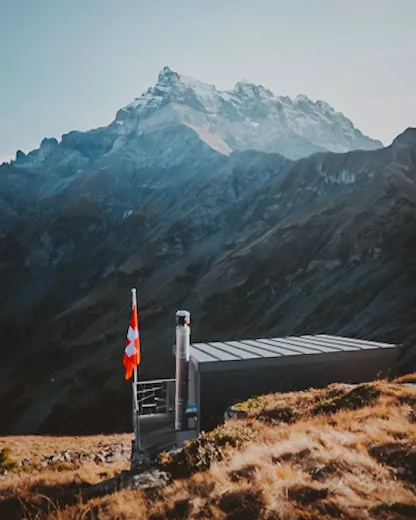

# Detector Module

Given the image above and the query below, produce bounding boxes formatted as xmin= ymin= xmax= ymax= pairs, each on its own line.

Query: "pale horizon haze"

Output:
xmin=0 ymin=0 xmax=415 ymax=162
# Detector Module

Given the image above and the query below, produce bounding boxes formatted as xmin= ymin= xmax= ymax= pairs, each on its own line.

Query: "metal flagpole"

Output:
xmin=132 ymin=288 xmax=142 ymax=452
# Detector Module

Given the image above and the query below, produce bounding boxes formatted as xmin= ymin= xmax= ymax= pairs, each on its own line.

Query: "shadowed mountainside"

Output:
xmin=0 ymin=129 xmax=415 ymax=434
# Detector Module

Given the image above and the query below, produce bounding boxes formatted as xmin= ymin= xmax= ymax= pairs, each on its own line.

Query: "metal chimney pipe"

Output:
xmin=175 ymin=310 xmax=190 ymax=431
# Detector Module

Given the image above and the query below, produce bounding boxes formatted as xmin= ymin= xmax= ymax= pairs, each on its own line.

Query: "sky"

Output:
xmin=0 ymin=0 xmax=415 ymax=162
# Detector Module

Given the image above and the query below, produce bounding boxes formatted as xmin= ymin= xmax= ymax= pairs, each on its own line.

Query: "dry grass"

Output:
xmin=0 ymin=434 xmax=133 ymax=467
xmin=394 ymin=372 xmax=416 ymax=384
xmin=0 ymin=434 xmax=132 ymax=519
xmin=2 ymin=382 xmax=416 ymax=519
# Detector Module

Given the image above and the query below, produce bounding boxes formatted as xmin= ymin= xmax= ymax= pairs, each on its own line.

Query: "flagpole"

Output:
xmin=132 ymin=288 xmax=142 ymax=452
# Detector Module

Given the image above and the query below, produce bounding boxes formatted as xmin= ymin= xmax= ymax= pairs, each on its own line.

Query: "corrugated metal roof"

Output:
xmin=190 ymin=334 xmax=397 ymax=364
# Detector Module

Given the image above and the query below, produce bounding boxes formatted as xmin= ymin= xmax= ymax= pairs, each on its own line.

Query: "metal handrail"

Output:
xmin=133 ymin=378 xmax=175 ymax=386
xmin=134 ymin=378 xmax=175 ymax=416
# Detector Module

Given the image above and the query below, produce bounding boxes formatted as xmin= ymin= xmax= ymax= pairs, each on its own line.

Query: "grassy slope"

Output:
xmin=0 ymin=434 xmax=132 ymax=519
xmin=1 ymin=378 xmax=416 ymax=519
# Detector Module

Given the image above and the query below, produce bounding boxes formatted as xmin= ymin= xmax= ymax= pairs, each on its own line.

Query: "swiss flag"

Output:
xmin=123 ymin=294 xmax=141 ymax=380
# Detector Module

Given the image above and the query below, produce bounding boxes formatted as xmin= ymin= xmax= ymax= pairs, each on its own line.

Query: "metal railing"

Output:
xmin=134 ymin=378 xmax=175 ymax=416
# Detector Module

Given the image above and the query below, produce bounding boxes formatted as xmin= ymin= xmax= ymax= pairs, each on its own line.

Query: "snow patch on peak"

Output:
xmin=234 ymin=80 xmax=273 ymax=99
xmin=176 ymin=75 xmax=221 ymax=113
xmin=183 ymin=122 xmax=232 ymax=156
xmin=112 ymin=68 xmax=382 ymax=160
xmin=120 ymin=67 xmax=221 ymax=115
xmin=322 ymin=169 xmax=356 ymax=185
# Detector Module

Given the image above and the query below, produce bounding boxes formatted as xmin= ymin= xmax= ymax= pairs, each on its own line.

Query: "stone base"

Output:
xmin=130 ymin=439 xmax=151 ymax=474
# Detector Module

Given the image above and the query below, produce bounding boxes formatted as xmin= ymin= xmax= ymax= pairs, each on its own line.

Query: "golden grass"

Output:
xmin=0 ymin=433 xmax=133 ymax=466
xmin=0 ymin=434 xmax=132 ymax=519
xmin=394 ymin=372 xmax=416 ymax=384
xmin=2 ymin=382 xmax=416 ymax=519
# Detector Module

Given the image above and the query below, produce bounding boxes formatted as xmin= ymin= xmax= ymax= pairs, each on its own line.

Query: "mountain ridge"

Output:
xmin=10 ymin=66 xmax=382 ymax=174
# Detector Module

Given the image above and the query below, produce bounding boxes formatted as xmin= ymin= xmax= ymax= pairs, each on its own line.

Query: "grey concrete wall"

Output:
xmin=198 ymin=348 xmax=399 ymax=431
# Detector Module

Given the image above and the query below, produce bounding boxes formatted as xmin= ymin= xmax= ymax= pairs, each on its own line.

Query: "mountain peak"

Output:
xmin=236 ymin=77 xmax=254 ymax=87
xmin=393 ymin=127 xmax=416 ymax=146
xmin=295 ymin=94 xmax=312 ymax=104
xmin=157 ymin=66 xmax=180 ymax=86
xmin=233 ymin=80 xmax=274 ymax=101
xmin=40 ymin=137 xmax=58 ymax=149
xmin=234 ymin=79 xmax=254 ymax=93
xmin=21 ymin=68 xmax=383 ymax=167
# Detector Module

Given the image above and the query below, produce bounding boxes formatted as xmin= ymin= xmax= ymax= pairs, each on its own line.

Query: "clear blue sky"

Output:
xmin=1 ymin=0 xmax=415 ymax=161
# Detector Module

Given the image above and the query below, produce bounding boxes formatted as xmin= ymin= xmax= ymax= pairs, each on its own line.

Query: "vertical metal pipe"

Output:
xmin=175 ymin=310 xmax=190 ymax=431
xmin=187 ymin=358 xmax=197 ymax=430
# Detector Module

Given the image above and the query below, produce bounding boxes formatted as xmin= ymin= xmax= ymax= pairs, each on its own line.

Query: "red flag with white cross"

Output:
xmin=123 ymin=289 xmax=141 ymax=380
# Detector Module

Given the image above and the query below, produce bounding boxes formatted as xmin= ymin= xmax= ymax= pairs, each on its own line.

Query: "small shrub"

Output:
xmin=158 ymin=423 xmax=254 ymax=478
xmin=0 ymin=446 xmax=18 ymax=473
xmin=233 ymin=396 xmax=263 ymax=412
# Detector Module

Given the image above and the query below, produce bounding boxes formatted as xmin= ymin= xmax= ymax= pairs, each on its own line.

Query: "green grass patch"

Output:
xmin=0 ymin=446 xmax=18 ymax=473
xmin=158 ymin=423 xmax=255 ymax=478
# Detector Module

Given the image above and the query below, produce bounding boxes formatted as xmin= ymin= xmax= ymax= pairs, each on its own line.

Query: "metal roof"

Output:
xmin=190 ymin=334 xmax=398 ymax=366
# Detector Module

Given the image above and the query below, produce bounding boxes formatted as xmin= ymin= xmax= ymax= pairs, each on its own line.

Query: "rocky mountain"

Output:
xmin=0 ymin=68 xmax=412 ymax=435
xmin=12 ymin=66 xmax=381 ymax=177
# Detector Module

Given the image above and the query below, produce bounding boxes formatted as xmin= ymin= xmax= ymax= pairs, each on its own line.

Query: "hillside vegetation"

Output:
xmin=1 ymin=378 xmax=416 ymax=519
